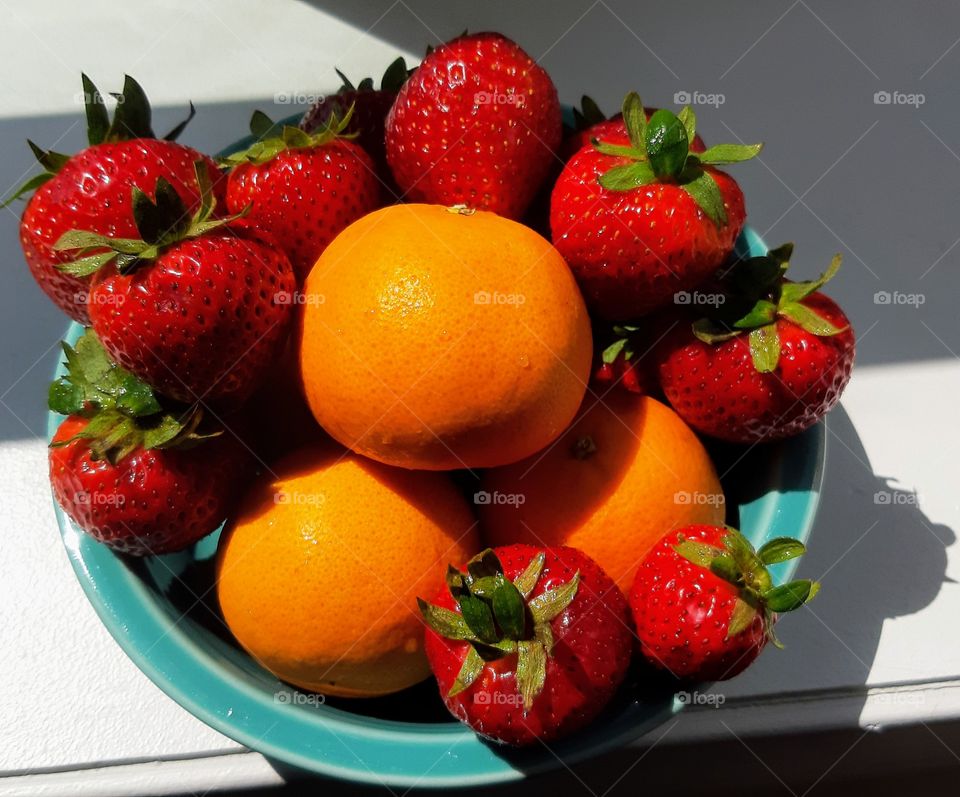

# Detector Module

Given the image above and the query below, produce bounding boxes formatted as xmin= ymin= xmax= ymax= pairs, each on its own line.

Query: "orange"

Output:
xmin=298 ymin=203 xmax=592 ymax=470
xmin=480 ymin=393 xmax=725 ymax=592
xmin=216 ymin=444 xmax=479 ymax=697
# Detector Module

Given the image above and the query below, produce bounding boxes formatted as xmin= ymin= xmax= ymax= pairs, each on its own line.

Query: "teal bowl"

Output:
xmin=48 ymin=117 xmax=826 ymax=787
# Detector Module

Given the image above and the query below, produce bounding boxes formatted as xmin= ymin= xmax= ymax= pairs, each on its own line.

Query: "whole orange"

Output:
xmin=298 ymin=203 xmax=592 ymax=470
xmin=216 ymin=444 xmax=479 ymax=697
xmin=480 ymin=393 xmax=725 ymax=592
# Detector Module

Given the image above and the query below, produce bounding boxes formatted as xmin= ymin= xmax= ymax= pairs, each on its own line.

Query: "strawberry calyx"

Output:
xmin=592 ymin=91 xmax=762 ymax=226
xmin=691 ymin=244 xmax=848 ymax=373
xmin=570 ymin=95 xmax=607 ymax=131
xmin=1 ymin=74 xmax=195 ymax=208
xmin=53 ymin=161 xmax=237 ymax=278
xmin=601 ymin=323 xmax=643 ymax=365
xmin=221 ymin=106 xmax=357 ymax=167
xmin=674 ymin=526 xmax=819 ymax=648
xmin=418 ymin=549 xmax=580 ymax=710
xmin=49 ymin=328 xmax=219 ymax=464
xmin=334 ymin=56 xmax=411 ymax=95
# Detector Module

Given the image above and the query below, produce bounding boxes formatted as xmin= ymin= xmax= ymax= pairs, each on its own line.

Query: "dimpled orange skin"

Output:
xmin=480 ymin=394 xmax=725 ymax=592
xmin=298 ymin=204 xmax=593 ymax=470
xmin=216 ymin=445 xmax=479 ymax=697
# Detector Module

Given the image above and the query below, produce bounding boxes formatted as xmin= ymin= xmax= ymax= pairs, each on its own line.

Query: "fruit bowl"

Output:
xmin=49 ymin=213 xmax=825 ymax=787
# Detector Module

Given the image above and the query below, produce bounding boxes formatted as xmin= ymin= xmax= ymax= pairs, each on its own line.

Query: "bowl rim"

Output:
xmin=47 ymin=142 xmax=826 ymax=785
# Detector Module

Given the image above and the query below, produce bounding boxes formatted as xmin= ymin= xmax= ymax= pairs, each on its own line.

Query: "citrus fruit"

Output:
xmin=216 ymin=444 xmax=479 ymax=697
xmin=479 ymin=393 xmax=725 ymax=591
xmin=298 ymin=203 xmax=592 ymax=470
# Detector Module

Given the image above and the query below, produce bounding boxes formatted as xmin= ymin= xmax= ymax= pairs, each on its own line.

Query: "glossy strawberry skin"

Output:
xmin=226 ymin=141 xmax=381 ymax=282
xmin=301 ymin=90 xmax=397 ymax=187
xmin=20 ymin=140 xmax=224 ymax=323
xmin=550 ymin=136 xmax=745 ymax=322
xmin=50 ymin=415 xmax=248 ymax=556
xmin=560 ymin=112 xmax=706 ymax=162
xmin=385 ymin=33 xmax=561 ymax=220
xmin=88 ymin=227 xmax=295 ymax=406
xmin=655 ymin=292 xmax=855 ymax=443
xmin=630 ymin=525 xmax=768 ymax=681
xmin=423 ymin=545 xmax=633 ymax=746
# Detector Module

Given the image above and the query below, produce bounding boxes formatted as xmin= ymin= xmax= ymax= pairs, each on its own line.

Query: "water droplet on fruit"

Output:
xmin=518 ymin=354 xmax=530 ymax=369
xmin=439 ymin=329 xmax=451 ymax=343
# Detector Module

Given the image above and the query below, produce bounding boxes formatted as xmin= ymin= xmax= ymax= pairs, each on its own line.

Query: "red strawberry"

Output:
xmin=300 ymin=57 xmax=409 ymax=188
xmin=590 ymin=322 xmax=657 ymax=395
xmin=654 ymin=245 xmax=855 ymax=442
xmin=591 ymin=357 xmax=650 ymax=395
xmin=560 ymin=95 xmax=707 ymax=161
xmin=223 ymin=110 xmax=381 ymax=283
xmin=57 ymin=166 xmax=295 ymax=406
xmin=48 ymin=330 xmax=250 ymax=555
xmin=4 ymin=74 xmax=223 ymax=324
xmin=418 ymin=545 xmax=633 ymax=746
xmin=385 ymin=32 xmax=561 ymax=220
xmin=630 ymin=525 xmax=818 ymax=681
xmin=551 ymin=92 xmax=761 ymax=321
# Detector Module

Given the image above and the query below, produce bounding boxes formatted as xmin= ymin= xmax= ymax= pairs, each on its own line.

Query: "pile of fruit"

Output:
xmin=11 ymin=32 xmax=856 ymax=747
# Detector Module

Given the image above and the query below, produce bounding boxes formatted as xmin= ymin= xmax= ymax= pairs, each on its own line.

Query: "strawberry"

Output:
xmin=630 ymin=525 xmax=818 ymax=681
xmin=560 ymin=95 xmax=707 ymax=161
xmin=223 ymin=109 xmax=382 ymax=282
xmin=418 ymin=545 xmax=633 ymax=746
xmin=385 ymin=32 xmax=561 ymax=220
xmin=3 ymin=74 xmax=223 ymax=324
xmin=550 ymin=92 xmax=761 ymax=321
xmin=590 ymin=321 xmax=659 ymax=395
xmin=48 ymin=330 xmax=250 ymax=555
xmin=653 ymin=244 xmax=855 ymax=442
xmin=55 ymin=164 xmax=295 ymax=407
xmin=300 ymin=57 xmax=410 ymax=189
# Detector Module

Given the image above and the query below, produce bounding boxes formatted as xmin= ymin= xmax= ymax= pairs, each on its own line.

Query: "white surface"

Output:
xmin=0 ymin=1 xmax=420 ymax=119
xmin=0 ymin=441 xmax=244 ymax=774
xmin=0 ymin=755 xmax=283 ymax=797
